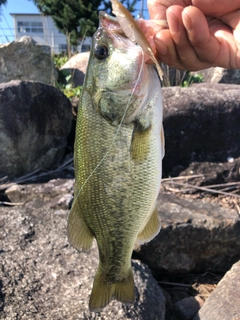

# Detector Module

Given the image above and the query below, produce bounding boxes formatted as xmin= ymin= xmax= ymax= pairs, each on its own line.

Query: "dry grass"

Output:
xmin=161 ymin=175 xmax=240 ymax=214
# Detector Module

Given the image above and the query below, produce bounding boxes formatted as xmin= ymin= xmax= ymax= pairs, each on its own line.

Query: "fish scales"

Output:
xmin=68 ymin=11 xmax=164 ymax=312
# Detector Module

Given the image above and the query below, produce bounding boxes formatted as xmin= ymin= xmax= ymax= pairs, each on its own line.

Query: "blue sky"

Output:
xmin=0 ymin=0 xmax=149 ymax=44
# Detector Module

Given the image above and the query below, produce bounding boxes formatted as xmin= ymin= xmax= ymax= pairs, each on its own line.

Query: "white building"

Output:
xmin=10 ymin=13 xmax=91 ymax=54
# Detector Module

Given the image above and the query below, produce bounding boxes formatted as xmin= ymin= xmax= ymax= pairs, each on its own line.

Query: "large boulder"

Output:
xmin=162 ymin=84 xmax=240 ymax=179
xmin=135 ymin=193 xmax=240 ymax=274
xmin=0 ymin=80 xmax=72 ymax=179
xmin=0 ymin=36 xmax=57 ymax=85
xmin=194 ymin=260 xmax=240 ymax=320
xmin=0 ymin=181 xmax=166 ymax=320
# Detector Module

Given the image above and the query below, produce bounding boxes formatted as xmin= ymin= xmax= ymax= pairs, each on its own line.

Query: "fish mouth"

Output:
xmin=99 ymin=11 xmax=128 ymax=38
xmin=99 ymin=11 xmax=122 ymax=33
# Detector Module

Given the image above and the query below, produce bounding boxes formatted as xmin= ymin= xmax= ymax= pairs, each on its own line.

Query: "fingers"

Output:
xmin=154 ymin=5 xmax=238 ymax=70
xmin=154 ymin=28 xmax=185 ymax=69
xmin=155 ymin=5 xmax=213 ymax=70
xmin=148 ymin=0 xmax=167 ymax=20
xmin=171 ymin=6 xmax=220 ymax=69
xmin=147 ymin=0 xmax=240 ymax=70
xmin=167 ymin=5 xmax=208 ymax=70
xmin=182 ymin=6 xmax=238 ymax=68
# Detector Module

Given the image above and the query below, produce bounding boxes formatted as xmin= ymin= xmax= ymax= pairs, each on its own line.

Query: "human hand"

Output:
xmin=141 ymin=0 xmax=240 ymax=71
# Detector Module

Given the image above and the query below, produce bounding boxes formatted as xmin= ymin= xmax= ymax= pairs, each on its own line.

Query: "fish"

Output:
xmin=67 ymin=10 xmax=164 ymax=312
xmin=110 ymin=0 xmax=166 ymax=80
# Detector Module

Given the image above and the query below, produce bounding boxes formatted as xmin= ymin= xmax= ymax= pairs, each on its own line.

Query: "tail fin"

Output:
xmin=89 ymin=268 xmax=135 ymax=312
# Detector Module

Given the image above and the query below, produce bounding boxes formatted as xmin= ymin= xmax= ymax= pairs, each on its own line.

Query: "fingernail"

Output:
xmin=182 ymin=10 xmax=192 ymax=32
xmin=155 ymin=37 xmax=168 ymax=56
xmin=167 ymin=8 xmax=179 ymax=34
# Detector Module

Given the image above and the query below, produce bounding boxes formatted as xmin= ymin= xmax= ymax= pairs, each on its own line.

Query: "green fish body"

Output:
xmin=67 ymin=12 xmax=164 ymax=312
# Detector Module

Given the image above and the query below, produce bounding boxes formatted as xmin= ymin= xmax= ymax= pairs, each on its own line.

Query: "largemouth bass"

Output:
xmin=67 ymin=11 xmax=164 ymax=312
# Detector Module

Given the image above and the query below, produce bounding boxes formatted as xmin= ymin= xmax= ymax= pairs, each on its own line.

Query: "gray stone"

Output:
xmin=0 ymin=185 xmax=166 ymax=320
xmin=0 ymin=80 xmax=72 ymax=179
xmin=175 ymin=296 xmax=203 ymax=320
xmin=0 ymin=36 xmax=57 ymax=85
xmin=5 ymin=179 xmax=74 ymax=209
xmin=162 ymin=84 xmax=240 ymax=179
xmin=194 ymin=260 xmax=240 ymax=320
xmin=136 ymin=193 xmax=240 ymax=274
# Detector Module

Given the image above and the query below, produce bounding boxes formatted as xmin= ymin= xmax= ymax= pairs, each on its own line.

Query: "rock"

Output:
xmin=4 ymin=185 xmax=23 ymax=203
xmin=135 ymin=193 xmax=240 ymax=274
xmin=0 ymin=190 xmax=166 ymax=320
xmin=0 ymin=36 xmax=57 ymax=85
xmin=162 ymin=84 xmax=240 ymax=179
xmin=175 ymin=296 xmax=203 ymax=320
xmin=60 ymin=52 xmax=90 ymax=87
xmin=194 ymin=260 xmax=240 ymax=320
xmin=0 ymin=80 xmax=72 ymax=179
xmin=191 ymin=67 xmax=240 ymax=84
xmin=5 ymin=179 xmax=74 ymax=209
xmin=191 ymin=83 xmax=240 ymax=90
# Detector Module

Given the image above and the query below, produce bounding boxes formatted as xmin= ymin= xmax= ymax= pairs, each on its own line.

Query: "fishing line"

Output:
xmin=72 ymin=45 xmax=145 ymax=206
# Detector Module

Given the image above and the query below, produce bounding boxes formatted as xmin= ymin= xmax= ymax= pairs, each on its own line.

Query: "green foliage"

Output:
xmin=54 ymin=63 xmax=82 ymax=100
xmin=181 ymin=72 xmax=203 ymax=87
xmin=62 ymin=84 xmax=82 ymax=100
xmin=52 ymin=54 xmax=68 ymax=69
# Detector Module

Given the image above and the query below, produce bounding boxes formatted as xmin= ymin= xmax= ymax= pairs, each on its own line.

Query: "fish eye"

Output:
xmin=94 ymin=45 xmax=108 ymax=60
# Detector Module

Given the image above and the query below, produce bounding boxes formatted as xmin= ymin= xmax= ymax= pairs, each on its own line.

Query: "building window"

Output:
xmin=59 ymin=44 xmax=67 ymax=52
xmin=81 ymin=44 xmax=90 ymax=52
xmin=17 ymin=21 xmax=43 ymax=33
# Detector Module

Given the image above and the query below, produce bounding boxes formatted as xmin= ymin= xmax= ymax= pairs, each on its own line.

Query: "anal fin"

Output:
xmin=67 ymin=197 xmax=94 ymax=251
xmin=137 ymin=207 xmax=161 ymax=244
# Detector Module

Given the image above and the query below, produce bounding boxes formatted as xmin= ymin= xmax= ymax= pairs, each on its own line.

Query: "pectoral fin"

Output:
xmin=67 ymin=197 xmax=94 ymax=251
xmin=137 ymin=207 xmax=161 ymax=244
xmin=131 ymin=123 xmax=151 ymax=163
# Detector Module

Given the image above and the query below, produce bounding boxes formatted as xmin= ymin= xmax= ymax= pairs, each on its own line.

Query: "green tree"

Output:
xmin=32 ymin=0 xmax=137 ymax=57
xmin=0 ymin=0 xmax=7 ymax=6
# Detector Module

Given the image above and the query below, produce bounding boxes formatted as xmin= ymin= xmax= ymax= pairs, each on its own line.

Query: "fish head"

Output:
xmin=86 ymin=12 xmax=150 ymax=125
